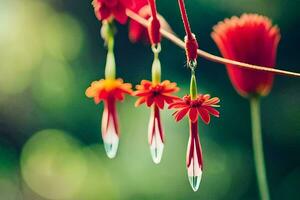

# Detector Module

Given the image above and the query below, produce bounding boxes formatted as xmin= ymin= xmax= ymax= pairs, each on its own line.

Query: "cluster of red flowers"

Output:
xmin=86 ymin=0 xmax=280 ymax=193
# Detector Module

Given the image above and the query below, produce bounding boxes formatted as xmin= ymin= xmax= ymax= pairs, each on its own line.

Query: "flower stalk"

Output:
xmin=250 ymin=97 xmax=270 ymax=200
xmin=125 ymin=9 xmax=300 ymax=78
xmin=102 ymin=21 xmax=116 ymax=80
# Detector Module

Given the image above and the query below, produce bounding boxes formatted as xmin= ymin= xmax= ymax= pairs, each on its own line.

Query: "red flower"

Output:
xmin=211 ymin=14 xmax=281 ymax=97
xmin=134 ymin=80 xmax=179 ymax=163
xmin=86 ymin=78 xmax=132 ymax=104
xmin=92 ymin=0 xmax=133 ymax=24
xmin=169 ymin=94 xmax=220 ymax=124
xmin=86 ymin=78 xmax=132 ymax=158
xmin=128 ymin=1 xmax=172 ymax=43
xmin=134 ymin=80 xmax=179 ymax=109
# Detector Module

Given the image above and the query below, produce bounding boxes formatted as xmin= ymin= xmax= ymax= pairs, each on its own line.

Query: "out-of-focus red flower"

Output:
xmin=169 ymin=94 xmax=220 ymax=124
xmin=92 ymin=0 xmax=133 ymax=24
xmin=211 ymin=14 xmax=281 ymax=97
xmin=86 ymin=78 xmax=132 ymax=158
xmin=134 ymin=80 xmax=179 ymax=109
xmin=128 ymin=1 xmax=172 ymax=43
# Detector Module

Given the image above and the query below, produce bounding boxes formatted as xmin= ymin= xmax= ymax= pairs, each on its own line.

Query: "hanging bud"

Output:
xmin=184 ymin=34 xmax=198 ymax=62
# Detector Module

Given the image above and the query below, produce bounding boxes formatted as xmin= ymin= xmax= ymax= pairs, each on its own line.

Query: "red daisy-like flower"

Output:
xmin=86 ymin=78 xmax=132 ymax=158
xmin=92 ymin=0 xmax=133 ymax=24
xmin=134 ymin=80 xmax=180 ymax=109
xmin=86 ymin=78 xmax=132 ymax=104
xmin=128 ymin=0 xmax=172 ymax=43
xmin=169 ymin=94 xmax=220 ymax=124
xmin=211 ymin=14 xmax=281 ymax=97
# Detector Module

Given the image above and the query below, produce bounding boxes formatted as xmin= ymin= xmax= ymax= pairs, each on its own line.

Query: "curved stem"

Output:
xmin=125 ymin=9 xmax=300 ymax=78
xmin=178 ymin=0 xmax=193 ymax=39
xmin=250 ymin=97 xmax=270 ymax=200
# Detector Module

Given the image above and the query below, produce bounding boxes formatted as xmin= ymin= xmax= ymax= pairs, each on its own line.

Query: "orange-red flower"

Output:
xmin=211 ymin=14 xmax=281 ymax=97
xmin=86 ymin=78 xmax=132 ymax=104
xmin=86 ymin=78 xmax=132 ymax=158
xmin=134 ymin=80 xmax=179 ymax=109
xmin=128 ymin=0 xmax=172 ymax=43
xmin=92 ymin=0 xmax=133 ymax=24
xmin=169 ymin=94 xmax=220 ymax=124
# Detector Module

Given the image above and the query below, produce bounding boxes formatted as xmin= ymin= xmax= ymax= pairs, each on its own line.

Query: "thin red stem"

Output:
xmin=148 ymin=0 xmax=158 ymax=20
xmin=125 ymin=9 xmax=300 ymax=78
xmin=178 ymin=0 xmax=193 ymax=40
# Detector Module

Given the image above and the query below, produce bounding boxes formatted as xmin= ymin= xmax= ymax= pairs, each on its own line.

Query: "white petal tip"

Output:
xmin=188 ymin=175 xmax=202 ymax=192
xmin=150 ymin=144 xmax=164 ymax=164
xmin=103 ymin=138 xmax=119 ymax=159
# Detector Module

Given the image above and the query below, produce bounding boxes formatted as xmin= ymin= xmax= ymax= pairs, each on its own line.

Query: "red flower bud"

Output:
xmin=129 ymin=3 xmax=172 ymax=43
xmin=212 ymin=14 xmax=281 ymax=97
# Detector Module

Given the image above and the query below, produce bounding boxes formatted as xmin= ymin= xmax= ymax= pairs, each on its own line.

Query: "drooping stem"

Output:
xmin=125 ymin=9 xmax=300 ymax=78
xmin=178 ymin=0 xmax=193 ymax=40
xmin=250 ymin=97 xmax=270 ymax=200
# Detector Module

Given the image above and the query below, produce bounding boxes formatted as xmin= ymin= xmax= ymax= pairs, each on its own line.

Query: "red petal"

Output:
xmin=205 ymin=106 xmax=220 ymax=117
xmin=175 ymin=107 xmax=190 ymax=121
xmin=189 ymin=108 xmax=198 ymax=123
xmin=135 ymin=97 xmax=146 ymax=107
xmin=197 ymin=108 xmax=210 ymax=124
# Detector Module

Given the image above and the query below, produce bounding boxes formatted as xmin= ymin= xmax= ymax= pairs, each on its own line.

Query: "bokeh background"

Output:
xmin=0 ymin=0 xmax=299 ymax=199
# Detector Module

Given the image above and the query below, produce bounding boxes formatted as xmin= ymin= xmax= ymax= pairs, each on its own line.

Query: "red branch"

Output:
xmin=126 ymin=9 xmax=300 ymax=78
xmin=148 ymin=0 xmax=158 ymax=20
xmin=178 ymin=0 xmax=193 ymax=40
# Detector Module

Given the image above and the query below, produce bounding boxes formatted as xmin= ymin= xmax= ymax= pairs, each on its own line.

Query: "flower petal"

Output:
xmin=174 ymin=107 xmax=190 ymax=122
xmin=189 ymin=108 xmax=198 ymax=123
xmin=197 ymin=108 xmax=210 ymax=124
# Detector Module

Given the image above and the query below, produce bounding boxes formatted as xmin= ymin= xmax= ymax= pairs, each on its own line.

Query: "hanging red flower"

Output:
xmin=86 ymin=78 xmax=132 ymax=158
xmin=92 ymin=0 xmax=134 ymax=24
xmin=169 ymin=94 xmax=220 ymax=124
xmin=134 ymin=79 xmax=179 ymax=163
xmin=211 ymin=14 xmax=281 ymax=97
xmin=128 ymin=1 xmax=172 ymax=43
xmin=169 ymin=94 xmax=220 ymax=191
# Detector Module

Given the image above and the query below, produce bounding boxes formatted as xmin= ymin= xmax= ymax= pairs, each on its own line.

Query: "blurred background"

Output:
xmin=0 ymin=0 xmax=299 ymax=199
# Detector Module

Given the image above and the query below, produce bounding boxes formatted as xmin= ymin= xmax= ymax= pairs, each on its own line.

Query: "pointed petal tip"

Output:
xmin=150 ymin=144 xmax=164 ymax=164
xmin=188 ymin=174 xmax=202 ymax=192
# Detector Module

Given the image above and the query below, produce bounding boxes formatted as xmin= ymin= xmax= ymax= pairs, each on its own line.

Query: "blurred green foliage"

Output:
xmin=0 ymin=0 xmax=299 ymax=199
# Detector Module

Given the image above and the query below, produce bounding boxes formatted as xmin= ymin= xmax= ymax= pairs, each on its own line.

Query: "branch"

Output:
xmin=126 ymin=9 xmax=300 ymax=78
